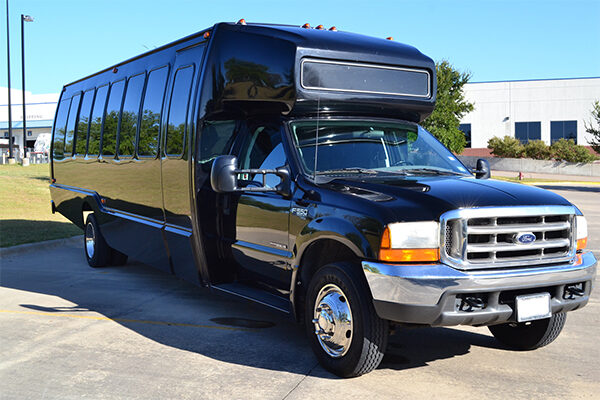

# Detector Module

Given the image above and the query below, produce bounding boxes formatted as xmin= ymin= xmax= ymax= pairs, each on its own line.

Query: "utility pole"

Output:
xmin=5 ymin=0 xmax=15 ymax=163
xmin=21 ymin=14 xmax=33 ymax=166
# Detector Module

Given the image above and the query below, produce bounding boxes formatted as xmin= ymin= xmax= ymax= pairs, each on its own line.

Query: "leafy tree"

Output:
xmin=584 ymin=100 xmax=600 ymax=153
xmin=422 ymin=60 xmax=474 ymax=154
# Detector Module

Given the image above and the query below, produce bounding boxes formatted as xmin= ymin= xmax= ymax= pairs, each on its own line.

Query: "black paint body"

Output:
xmin=49 ymin=22 xmax=573 ymax=318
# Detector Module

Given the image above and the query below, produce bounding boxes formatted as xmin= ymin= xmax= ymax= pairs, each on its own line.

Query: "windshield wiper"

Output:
xmin=316 ymin=167 xmax=378 ymax=175
xmin=402 ymin=167 xmax=464 ymax=176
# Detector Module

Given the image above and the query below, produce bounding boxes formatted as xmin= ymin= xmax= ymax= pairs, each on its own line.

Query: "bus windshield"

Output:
xmin=289 ymin=120 xmax=471 ymax=177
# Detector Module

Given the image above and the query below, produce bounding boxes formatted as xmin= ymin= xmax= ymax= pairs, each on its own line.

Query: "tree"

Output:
xmin=584 ymin=100 xmax=600 ymax=153
xmin=421 ymin=60 xmax=474 ymax=154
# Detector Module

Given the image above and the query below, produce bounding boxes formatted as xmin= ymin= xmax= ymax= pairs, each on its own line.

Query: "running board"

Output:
xmin=212 ymin=283 xmax=291 ymax=314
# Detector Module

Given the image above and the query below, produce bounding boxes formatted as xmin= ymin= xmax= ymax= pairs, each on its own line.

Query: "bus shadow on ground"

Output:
xmin=5 ymin=250 xmax=501 ymax=377
xmin=0 ymin=219 xmax=81 ymax=247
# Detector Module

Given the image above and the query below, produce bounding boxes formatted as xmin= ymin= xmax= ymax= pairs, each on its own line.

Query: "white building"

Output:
xmin=0 ymin=87 xmax=58 ymax=152
xmin=460 ymin=77 xmax=600 ymax=150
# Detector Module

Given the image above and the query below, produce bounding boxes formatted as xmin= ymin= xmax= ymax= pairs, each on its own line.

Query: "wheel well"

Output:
xmin=295 ymin=239 xmax=360 ymax=317
xmin=82 ymin=202 xmax=93 ymax=226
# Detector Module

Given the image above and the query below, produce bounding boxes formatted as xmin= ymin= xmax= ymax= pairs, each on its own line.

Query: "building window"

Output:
xmin=515 ymin=121 xmax=541 ymax=144
xmin=459 ymin=123 xmax=471 ymax=148
xmin=551 ymin=120 xmax=577 ymax=144
xmin=27 ymin=131 xmax=32 ymax=136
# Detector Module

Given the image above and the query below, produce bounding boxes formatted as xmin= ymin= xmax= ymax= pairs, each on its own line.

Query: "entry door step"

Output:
xmin=212 ymin=282 xmax=291 ymax=314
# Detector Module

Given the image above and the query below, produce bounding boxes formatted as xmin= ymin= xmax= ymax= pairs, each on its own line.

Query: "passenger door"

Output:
xmin=161 ymin=42 xmax=206 ymax=284
xmin=231 ymin=123 xmax=292 ymax=289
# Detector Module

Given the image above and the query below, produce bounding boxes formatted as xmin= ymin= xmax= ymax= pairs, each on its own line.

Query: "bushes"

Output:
xmin=488 ymin=136 xmax=524 ymax=158
xmin=551 ymin=139 xmax=598 ymax=163
xmin=487 ymin=136 xmax=598 ymax=163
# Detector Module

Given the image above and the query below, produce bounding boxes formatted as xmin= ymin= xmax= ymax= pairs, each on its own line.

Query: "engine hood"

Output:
xmin=321 ymin=175 xmax=572 ymax=222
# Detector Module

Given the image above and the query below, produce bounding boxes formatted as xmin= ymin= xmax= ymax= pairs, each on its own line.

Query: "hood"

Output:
xmin=322 ymin=175 xmax=572 ymax=222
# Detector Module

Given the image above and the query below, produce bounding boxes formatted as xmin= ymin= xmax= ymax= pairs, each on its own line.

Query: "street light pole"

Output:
xmin=21 ymin=14 xmax=33 ymax=166
xmin=5 ymin=0 xmax=14 ymax=163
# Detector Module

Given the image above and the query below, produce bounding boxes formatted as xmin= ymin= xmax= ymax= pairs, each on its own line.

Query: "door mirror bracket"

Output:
xmin=210 ymin=155 xmax=291 ymax=197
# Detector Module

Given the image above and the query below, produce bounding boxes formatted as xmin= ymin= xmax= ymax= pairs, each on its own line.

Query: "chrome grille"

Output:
xmin=441 ymin=206 xmax=577 ymax=270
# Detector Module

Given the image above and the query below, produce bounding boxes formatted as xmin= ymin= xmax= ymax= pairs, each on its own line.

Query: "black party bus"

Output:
xmin=50 ymin=20 xmax=596 ymax=377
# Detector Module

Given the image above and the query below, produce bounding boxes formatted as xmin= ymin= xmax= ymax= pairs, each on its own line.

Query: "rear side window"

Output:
xmin=101 ymin=80 xmax=125 ymax=157
xmin=88 ymin=85 xmax=109 ymax=156
xmin=119 ymin=73 xmax=146 ymax=157
xmin=138 ymin=66 xmax=168 ymax=157
xmin=75 ymin=89 xmax=95 ymax=156
xmin=52 ymin=98 xmax=70 ymax=160
xmin=64 ymin=93 xmax=81 ymax=156
xmin=165 ymin=65 xmax=194 ymax=157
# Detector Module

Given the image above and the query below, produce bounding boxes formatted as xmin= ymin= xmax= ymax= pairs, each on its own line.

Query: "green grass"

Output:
xmin=0 ymin=164 xmax=81 ymax=247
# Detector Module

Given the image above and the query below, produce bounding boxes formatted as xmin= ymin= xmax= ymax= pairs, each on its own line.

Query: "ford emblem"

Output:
xmin=515 ymin=232 xmax=536 ymax=244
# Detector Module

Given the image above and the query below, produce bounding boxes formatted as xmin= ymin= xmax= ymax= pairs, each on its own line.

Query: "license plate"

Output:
xmin=516 ymin=293 xmax=551 ymax=322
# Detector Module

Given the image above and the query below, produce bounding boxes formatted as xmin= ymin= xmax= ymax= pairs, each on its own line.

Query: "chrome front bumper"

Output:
xmin=362 ymin=251 xmax=597 ymax=326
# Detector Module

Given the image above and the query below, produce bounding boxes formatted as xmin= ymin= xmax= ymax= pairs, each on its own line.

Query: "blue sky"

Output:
xmin=2 ymin=0 xmax=599 ymax=94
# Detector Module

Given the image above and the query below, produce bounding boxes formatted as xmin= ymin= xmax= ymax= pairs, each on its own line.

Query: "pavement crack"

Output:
xmin=281 ymin=361 xmax=319 ymax=400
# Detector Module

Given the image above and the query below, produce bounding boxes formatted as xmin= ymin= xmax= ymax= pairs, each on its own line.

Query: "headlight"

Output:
xmin=576 ymin=215 xmax=588 ymax=251
xmin=379 ymin=221 xmax=440 ymax=262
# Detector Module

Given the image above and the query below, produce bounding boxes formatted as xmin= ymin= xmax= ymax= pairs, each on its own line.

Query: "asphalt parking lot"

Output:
xmin=1 ymin=185 xmax=599 ymax=400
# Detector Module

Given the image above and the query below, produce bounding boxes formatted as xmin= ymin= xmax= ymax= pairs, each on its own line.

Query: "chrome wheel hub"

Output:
xmin=85 ymin=222 xmax=96 ymax=259
xmin=312 ymin=284 xmax=353 ymax=358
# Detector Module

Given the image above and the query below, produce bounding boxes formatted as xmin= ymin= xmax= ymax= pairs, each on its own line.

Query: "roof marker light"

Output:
xmin=316 ymin=24 xmax=324 ymax=30
xmin=237 ymin=19 xmax=246 ymax=25
xmin=386 ymin=37 xmax=393 ymax=40
xmin=112 ymin=67 xmax=118 ymax=73
xmin=329 ymin=26 xmax=338 ymax=31
xmin=302 ymin=23 xmax=311 ymax=29
xmin=203 ymin=31 xmax=211 ymax=39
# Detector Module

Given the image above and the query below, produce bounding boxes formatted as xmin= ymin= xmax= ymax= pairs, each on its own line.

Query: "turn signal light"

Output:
xmin=577 ymin=237 xmax=588 ymax=251
xmin=379 ymin=227 xmax=439 ymax=262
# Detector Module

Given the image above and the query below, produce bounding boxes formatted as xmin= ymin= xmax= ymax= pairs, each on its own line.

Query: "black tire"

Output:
xmin=305 ymin=262 xmax=388 ymax=377
xmin=84 ymin=214 xmax=111 ymax=267
xmin=488 ymin=312 xmax=567 ymax=350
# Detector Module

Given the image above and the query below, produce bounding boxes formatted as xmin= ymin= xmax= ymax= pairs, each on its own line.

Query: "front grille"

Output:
xmin=441 ymin=206 xmax=576 ymax=270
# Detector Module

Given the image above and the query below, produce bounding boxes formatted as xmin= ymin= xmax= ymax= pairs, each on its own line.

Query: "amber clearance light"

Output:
xmin=576 ymin=215 xmax=588 ymax=251
xmin=379 ymin=222 xmax=440 ymax=263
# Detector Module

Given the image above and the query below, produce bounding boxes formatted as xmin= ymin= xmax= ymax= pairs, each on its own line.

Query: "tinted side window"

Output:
xmin=75 ymin=89 xmax=94 ymax=155
xmin=102 ymin=80 xmax=125 ymax=157
xmin=64 ymin=94 xmax=81 ymax=156
xmin=165 ymin=66 xmax=194 ymax=156
xmin=138 ymin=66 xmax=168 ymax=157
xmin=239 ymin=126 xmax=285 ymax=188
xmin=52 ymin=98 xmax=70 ymax=159
xmin=88 ymin=85 xmax=109 ymax=156
xmin=199 ymin=120 xmax=237 ymax=171
xmin=119 ymin=73 xmax=145 ymax=157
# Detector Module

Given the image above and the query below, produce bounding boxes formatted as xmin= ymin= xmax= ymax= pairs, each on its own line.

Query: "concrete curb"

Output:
xmin=0 ymin=236 xmax=80 ymax=258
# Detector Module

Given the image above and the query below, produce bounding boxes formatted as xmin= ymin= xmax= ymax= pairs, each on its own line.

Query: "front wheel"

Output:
xmin=84 ymin=214 xmax=128 ymax=267
xmin=488 ymin=312 xmax=567 ymax=350
xmin=305 ymin=262 xmax=388 ymax=377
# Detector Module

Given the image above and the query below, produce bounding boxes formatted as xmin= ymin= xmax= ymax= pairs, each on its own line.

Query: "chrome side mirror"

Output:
xmin=210 ymin=155 xmax=291 ymax=197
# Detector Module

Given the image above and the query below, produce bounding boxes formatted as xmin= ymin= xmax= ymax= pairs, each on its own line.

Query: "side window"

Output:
xmin=138 ymin=66 xmax=168 ymax=157
xmin=64 ymin=93 xmax=81 ymax=156
xmin=101 ymin=80 xmax=125 ymax=157
xmin=119 ymin=73 xmax=145 ymax=157
xmin=52 ymin=98 xmax=70 ymax=160
xmin=239 ymin=126 xmax=285 ymax=188
xmin=198 ymin=120 xmax=237 ymax=172
xmin=75 ymin=89 xmax=94 ymax=156
xmin=88 ymin=85 xmax=109 ymax=156
xmin=165 ymin=65 xmax=194 ymax=157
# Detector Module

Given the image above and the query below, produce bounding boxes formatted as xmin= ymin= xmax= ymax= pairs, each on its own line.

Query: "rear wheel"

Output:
xmin=488 ymin=313 xmax=567 ymax=350
xmin=84 ymin=214 xmax=128 ymax=267
xmin=305 ymin=262 xmax=388 ymax=377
